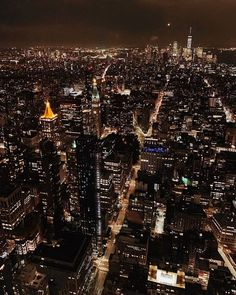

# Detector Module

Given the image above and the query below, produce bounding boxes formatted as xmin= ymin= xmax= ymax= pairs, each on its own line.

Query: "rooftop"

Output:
xmin=32 ymin=232 xmax=91 ymax=272
xmin=0 ymin=184 xmax=20 ymax=199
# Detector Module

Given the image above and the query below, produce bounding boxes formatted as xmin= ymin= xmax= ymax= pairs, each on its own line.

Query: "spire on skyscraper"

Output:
xmin=189 ymin=26 xmax=192 ymax=35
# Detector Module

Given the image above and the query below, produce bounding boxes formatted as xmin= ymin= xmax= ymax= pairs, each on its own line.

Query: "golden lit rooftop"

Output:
xmin=40 ymin=100 xmax=57 ymax=120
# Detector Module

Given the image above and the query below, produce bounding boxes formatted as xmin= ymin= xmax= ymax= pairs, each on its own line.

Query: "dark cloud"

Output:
xmin=0 ymin=0 xmax=235 ymax=47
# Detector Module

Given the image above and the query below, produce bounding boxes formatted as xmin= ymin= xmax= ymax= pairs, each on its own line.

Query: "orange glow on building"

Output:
xmin=41 ymin=100 xmax=57 ymax=120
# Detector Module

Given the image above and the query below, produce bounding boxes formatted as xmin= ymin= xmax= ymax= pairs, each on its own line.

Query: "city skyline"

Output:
xmin=0 ymin=2 xmax=236 ymax=294
xmin=0 ymin=0 xmax=236 ymax=47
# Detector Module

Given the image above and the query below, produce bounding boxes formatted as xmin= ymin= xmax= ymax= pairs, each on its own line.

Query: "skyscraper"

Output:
xmin=91 ymin=78 xmax=102 ymax=138
xmin=187 ymin=26 xmax=193 ymax=50
xmin=40 ymin=100 xmax=60 ymax=144
xmin=59 ymin=97 xmax=83 ymax=135
xmin=67 ymin=140 xmax=80 ymax=219
xmin=76 ymin=134 xmax=102 ymax=255
xmin=39 ymin=139 xmax=62 ymax=237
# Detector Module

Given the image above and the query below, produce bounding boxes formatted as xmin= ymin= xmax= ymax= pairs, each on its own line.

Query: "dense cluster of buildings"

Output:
xmin=0 ymin=32 xmax=235 ymax=295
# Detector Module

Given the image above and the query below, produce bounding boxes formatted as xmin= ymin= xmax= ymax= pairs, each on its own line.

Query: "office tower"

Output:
xmin=104 ymin=153 xmax=125 ymax=194
xmin=26 ymin=151 xmax=43 ymax=185
xmin=76 ymin=134 xmax=102 ymax=255
xmin=91 ymin=78 xmax=102 ymax=138
xmin=141 ymin=138 xmax=169 ymax=174
xmin=182 ymin=27 xmax=193 ymax=61
xmin=25 ymin=150 xmax=49 ymax=209
xmin=40 ymin=100 xmax=60 ymax=144
xmin=187 ymin=26 xmax=193 ymax=50
xmin=59 ymin=97 xmax=83 ymax=135
xmin=66 ymin=139 xmax=80 ymax=220
xmin=39 ymin=139 xmax=62 ymax=236
xmin=129 ymin=171 xmax=160 ymax=230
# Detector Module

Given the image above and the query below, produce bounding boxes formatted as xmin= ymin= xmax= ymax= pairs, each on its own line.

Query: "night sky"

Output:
xmin=0 ymin=0 xmax=235 ymax=48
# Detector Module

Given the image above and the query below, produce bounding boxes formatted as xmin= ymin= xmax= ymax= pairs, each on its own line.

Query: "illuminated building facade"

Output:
xmin=100 ymin=172 xmax=116 ymax=228
xmin=104 ymin=154 xmax=125 ymax=194
xmin=59 ymin=97 xmax=83 ymax=135
xmin=12 ymin=213 xmax=42 ymax=256
xmin=211 ymin=213 xmax=236 ymax=250
xmin=182 ymin=27 xmax=193 ymax=61
xmin=187 ymin=27 xmax=193 ymax=50
xmin=3 ymin=130 xmax=25 ymax=182
xmin=67 ymin=140 xmax=80 ymax=218
xmin=141 ymin=138 xmax=170 ymax=174
xmin=40 ymin=100 xmax=60 ymax=144
xmin=130 ymin=171 xmax=159 ymax=229
xmin=91 ymin=78 xmax=102 ymax=138
xmin=82 ymin=109 xmax=93 ymax=135
xmin=0 ymin=185 xmax=25 ymax=233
